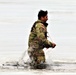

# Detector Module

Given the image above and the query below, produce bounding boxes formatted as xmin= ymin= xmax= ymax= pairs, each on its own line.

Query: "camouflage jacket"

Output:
xmin=28 ymin=20 xmax=52 ymax=49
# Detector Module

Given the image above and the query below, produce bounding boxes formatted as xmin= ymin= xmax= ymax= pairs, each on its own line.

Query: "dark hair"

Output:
xmin=38 ymin=10 xmax=48 ymax=19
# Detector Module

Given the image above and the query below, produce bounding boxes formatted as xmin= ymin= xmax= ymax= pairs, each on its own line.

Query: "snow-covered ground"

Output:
xmin=0 ymin=0 xmax=76 ymax=74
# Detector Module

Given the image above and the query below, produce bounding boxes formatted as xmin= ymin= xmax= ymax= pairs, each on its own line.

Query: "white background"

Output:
xmin=0 ymin=0 xmax=76 ymax=74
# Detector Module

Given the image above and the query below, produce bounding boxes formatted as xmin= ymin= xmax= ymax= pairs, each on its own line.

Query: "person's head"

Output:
xmin=38 ymin=10 xmax=48 ymax=22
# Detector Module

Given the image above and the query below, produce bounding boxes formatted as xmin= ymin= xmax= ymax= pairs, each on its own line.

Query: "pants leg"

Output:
xmin=28 ymin=49 xmax=45 ymax=68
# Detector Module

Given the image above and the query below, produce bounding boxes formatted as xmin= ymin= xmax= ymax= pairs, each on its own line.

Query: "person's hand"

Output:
xmin=44 ymin=42 xmax=56 ymax=48
xmin=51 ymin=43 xmax=56 ymax=48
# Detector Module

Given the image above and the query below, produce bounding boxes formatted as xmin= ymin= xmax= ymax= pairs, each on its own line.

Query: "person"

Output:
xmin=28 ymin=10 xmax=56 ymax=69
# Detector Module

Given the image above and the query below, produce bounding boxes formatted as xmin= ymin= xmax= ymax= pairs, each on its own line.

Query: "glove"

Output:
xmin=51 ymin=43 xmax=56 ymax=48
xmin=45 ymin=42 xmax=56 ymax=48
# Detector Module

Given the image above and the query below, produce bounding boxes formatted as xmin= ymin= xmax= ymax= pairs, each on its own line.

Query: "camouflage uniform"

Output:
xmin=28 ymin=20 xmax=52 ymax=68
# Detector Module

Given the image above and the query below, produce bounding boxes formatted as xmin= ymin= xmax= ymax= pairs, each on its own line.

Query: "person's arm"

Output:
xmin=35 ymin=23 xmax=54 ymax=48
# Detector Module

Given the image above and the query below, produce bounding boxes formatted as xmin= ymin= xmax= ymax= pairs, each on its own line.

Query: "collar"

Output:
xmin=37 ymin=20 xmax=48 ymax=27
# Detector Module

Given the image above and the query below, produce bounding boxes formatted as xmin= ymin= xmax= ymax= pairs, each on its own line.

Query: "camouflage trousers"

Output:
xmin=28 ymin=47 xmax=45 ymax=68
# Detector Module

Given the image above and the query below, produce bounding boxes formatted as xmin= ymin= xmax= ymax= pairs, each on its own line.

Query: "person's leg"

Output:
xmin=34 ymin=50 xmax=47 ymax=69
xmin=36 ymin=50 xmax=45 ymax=64
xmin=28 ymin=48 xmax=46 ymax=69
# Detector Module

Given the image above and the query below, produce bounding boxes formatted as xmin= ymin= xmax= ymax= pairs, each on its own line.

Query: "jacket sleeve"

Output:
xmin=35 ymin=23 xmax=52 ymax=48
